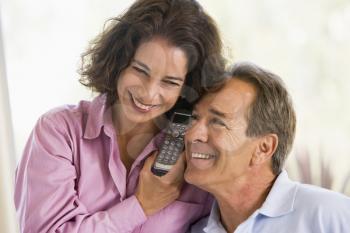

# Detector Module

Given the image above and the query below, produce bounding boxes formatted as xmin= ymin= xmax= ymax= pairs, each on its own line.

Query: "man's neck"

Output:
xmin=212 ymin=170 xmax=276 ymax=232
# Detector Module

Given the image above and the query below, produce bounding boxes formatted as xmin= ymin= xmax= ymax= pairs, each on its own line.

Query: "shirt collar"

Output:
xmin=204 ymin=201 xmax=226 ymax=233
xmin=83 ymin=94 xmax=112 ymax=139
xmin=258 ymin=170 xmax=298 ymax=217
xmin=83 ymin=94 xmax=165 ymax=153
xmin=203 ymin=170 xmax=299 ymax=232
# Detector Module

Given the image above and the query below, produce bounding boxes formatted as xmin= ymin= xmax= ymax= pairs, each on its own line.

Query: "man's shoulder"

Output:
xmin=296 ymin=183 xmax=350 ymax=205
xmin=294 ymin=183 xmax=350 ymax=217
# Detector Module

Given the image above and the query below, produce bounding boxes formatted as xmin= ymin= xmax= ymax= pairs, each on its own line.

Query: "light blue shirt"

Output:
xmin=189 ymin=170 xmax=350 ymax=233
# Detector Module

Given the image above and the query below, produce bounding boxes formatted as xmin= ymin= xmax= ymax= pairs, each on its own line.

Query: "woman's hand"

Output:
xmin=135 ymin=151 xmax=185 ymax=216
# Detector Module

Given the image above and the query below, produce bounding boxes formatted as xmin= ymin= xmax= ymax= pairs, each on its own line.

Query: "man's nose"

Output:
xmin=186 ymin=119 xmax=208 ymax=143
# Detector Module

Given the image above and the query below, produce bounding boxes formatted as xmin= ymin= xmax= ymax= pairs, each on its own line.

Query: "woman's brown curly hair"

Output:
xmin=79 ymin=0 xmax=226 ymax=111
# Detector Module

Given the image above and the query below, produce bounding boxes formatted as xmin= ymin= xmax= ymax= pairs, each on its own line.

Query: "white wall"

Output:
xmin=1 ymin=0 xmax=350 ymax=232
xmin=0 ymin=11 xmax=19 ymax=233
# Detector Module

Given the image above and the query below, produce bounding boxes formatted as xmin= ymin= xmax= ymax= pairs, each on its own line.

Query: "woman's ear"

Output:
xmin=251 ymin=134 xmax=278 ymax=166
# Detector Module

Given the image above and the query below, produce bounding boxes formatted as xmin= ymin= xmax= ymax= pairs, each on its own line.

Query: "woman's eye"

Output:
xmin=132 ymin=66 xmax=148 ymax=76
xmin=162 ymin=80 xmax=181 ymax=87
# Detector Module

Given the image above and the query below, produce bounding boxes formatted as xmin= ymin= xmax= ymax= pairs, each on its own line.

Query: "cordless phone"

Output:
xmin=151 ymin=111 xmax=191 ymax=176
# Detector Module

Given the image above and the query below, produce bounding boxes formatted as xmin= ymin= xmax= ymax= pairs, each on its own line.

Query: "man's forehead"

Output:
xmin=195 ymin=79 xmax=256 ymax=116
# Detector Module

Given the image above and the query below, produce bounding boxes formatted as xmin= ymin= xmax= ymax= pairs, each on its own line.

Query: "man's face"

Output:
xmin=184 ymin=78 xmax=259 ymax=191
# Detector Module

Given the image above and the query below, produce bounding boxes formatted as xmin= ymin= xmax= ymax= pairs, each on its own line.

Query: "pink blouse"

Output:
xmin=14 ymin=94 xmax=212 ymax=233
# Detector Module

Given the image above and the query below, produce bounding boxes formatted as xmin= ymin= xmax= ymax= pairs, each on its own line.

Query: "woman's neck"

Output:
xmin=111 ymin=102 xmax=165 ymax=171
xmin=112 ymin=101 xmax=163 ymax=137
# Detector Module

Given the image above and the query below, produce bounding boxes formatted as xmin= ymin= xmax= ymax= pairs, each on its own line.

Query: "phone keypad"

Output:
xmin=154 ymin=113 xmax=191 ymax=174
xmin=156 ymin=135 xmax=184 ymax=166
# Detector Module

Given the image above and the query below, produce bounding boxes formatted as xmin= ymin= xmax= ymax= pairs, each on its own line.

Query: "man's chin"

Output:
xmin=184 ymin=170 xmax=213 ymax=193
xmin=184 ymin=168 xmax=204 ymax=186
xmin=184 ymin=168 xmax=194 ymax=184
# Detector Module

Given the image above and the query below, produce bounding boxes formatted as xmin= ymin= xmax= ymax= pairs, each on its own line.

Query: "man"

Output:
xmin=185 ymin=62 xmax=350 ymax=233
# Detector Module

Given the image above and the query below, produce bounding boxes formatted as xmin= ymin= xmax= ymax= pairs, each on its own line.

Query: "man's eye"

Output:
xmin=188 ymin=114 xmax=199 ymax=125
xmin=210 ymin=118 xmax=227 ymax=127
xmin=132 ymin=66 xmax=148 ymax=76
xmin=190 ymin=114 xmax=199 ymax=121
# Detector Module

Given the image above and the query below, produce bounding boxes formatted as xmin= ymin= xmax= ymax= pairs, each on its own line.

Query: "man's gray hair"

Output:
xmin=229 ymin=62 xmax=296 ymax=175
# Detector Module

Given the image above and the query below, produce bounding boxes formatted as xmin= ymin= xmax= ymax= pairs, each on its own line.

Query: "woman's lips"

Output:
xmin=129 ymin=91 xmax=158 ymax=113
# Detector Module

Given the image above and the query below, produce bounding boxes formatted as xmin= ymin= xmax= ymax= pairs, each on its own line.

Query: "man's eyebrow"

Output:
xmin=132 ymin=59 xmax=150 ymax=72
xmin=193 ymin=106 xmax=228 ymax=118
xmin=209 ymin=107 xmax=227 ymax=118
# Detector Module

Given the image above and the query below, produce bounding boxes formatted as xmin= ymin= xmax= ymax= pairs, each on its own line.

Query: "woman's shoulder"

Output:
xmin=37 ymin=95 xmax=106 ymax=133
xmin=40 ymin=99 xmax=91 ymax=125
xmin=43 ymin=94 xmax=105 ymax=120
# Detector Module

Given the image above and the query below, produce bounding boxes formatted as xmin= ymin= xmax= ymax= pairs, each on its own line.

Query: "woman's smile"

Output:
xmin=129 ymin=91 xmax=159 ymax=113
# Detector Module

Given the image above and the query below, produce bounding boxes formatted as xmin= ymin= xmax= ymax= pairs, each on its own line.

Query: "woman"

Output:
xmin=14 ymin=0 xmax=225 ymax=232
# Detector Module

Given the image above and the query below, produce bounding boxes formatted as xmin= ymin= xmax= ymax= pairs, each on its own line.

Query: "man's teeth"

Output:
xmin=132 ymin=95 xmax=155 ymax=110
xmin=191 ymin=152 xmax=214 ymax=159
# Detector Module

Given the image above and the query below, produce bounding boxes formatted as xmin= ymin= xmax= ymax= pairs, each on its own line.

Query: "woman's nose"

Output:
xmin=140 ymin=79 xmax=160 ymax=103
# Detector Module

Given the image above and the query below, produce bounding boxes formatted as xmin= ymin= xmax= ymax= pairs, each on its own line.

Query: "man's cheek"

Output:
xmin=219 ymin=131 xmax=242 ymax=153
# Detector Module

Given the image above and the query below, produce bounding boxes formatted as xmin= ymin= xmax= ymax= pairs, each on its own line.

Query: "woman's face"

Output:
xmin=116 ymin=37 xmax=188 ymax=125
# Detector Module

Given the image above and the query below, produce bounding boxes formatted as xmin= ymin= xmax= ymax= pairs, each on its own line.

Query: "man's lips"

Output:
xmin=188 ymin=151 xmax=216 ymax=170
xmin=188 ymin=142 xmax=217 ymax=159
xmin=186 ymin=142 xmax=217 ymax=170
xmin=191 ymin=152 xmax=216 ymax=159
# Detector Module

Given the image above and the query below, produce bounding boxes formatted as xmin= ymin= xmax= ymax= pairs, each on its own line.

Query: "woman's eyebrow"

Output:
xmin=132 ymin=59 xmax=150 ymax=72
xmin=165 ymin=76 xmax=184 ymax=82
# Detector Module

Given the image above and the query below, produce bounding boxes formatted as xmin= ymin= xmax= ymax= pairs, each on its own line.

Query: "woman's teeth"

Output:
xmin=191 ymin=152 xmax=215 ymax=159
xmin=131 ymin=94 xmax=156 ymax=111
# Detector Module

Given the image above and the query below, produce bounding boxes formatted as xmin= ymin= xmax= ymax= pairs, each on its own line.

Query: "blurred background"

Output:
xmin=1 ymin=0 xmax=350 ymax=232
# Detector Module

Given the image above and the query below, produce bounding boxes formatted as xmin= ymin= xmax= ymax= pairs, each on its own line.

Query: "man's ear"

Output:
xmin=251 ymin=134 xmax=278 ymax=166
